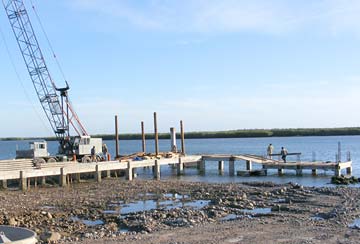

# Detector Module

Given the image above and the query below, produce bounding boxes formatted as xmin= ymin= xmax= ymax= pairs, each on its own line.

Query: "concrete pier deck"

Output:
xmin=0 ymin=154 xmax=353 ymax=191
xmin=200 ymin=154 xmax=352 ymax=176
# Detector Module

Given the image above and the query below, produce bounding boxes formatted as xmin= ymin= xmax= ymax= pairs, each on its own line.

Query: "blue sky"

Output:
xmin=0 ymin=0 xmax=360 ymax=137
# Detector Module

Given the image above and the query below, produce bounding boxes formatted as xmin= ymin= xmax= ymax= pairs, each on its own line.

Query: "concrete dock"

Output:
xmin=0 ymin=154 xmax=353 ymax=191
xmin=200 ymin=154 xmax=352 ymax=177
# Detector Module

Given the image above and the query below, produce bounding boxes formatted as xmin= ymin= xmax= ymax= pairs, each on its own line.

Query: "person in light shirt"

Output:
xmin=267 ymin=144 xmax=274 ymax=159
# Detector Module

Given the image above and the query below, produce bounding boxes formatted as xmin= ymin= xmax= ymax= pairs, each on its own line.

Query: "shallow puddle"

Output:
xmin=241 ymin=208 xmax=272 ymax=214
xmin=272 ymin=198 xmax=286 ymax=203
xmin=119 ymin=227 xmax=129 ymax=233
xmin=103 ymin=210 xmax=119 ymax=214
xmin=137 ymin=193 xmax=189 ymax=199
xmin=119 ymin=199 xmax=210 ymax=215
xmin=105 ymin=193 xmax=208 ymax=215
xmin=40 ymin=205 xmax=56 ymax=210
xmin=221 ymin=208 xmax=271 ymax=221
xmin=349 ymin=218 xmax=360 ymax=229
xmin=220 ymin=214 xmax=238 ymax=221
xmin=71 ymin=216 xmax=104 ymax=226
xmin=310 ymin=216 xmax=325 ymax=221
xmin=163 ymin=193 xmax=189 ymax=199
xmin=138 ymin=193 xmax=156 ymax=197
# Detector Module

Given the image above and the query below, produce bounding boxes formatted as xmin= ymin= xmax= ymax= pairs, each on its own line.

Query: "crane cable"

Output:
xmin=0 ymin=23 xmax=53 ymax=135
xmin=28 ymin=1 xmax=89 ymax=136
xmin=29 ymin=0 xmax=68 ymax=85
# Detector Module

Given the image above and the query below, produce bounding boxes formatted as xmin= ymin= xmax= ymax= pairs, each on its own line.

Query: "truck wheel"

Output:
xmin=34 ymin=158 xmax=46 ymax=169
xmin=47 ymin=158 xmax=57 ymax=163
xmin=82 ymin=156 xmax=91 ymax=163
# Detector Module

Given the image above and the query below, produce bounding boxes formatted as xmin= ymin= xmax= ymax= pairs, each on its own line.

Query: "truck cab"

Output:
xmin=16 ymin=141 xmax=50 ymax=159
xmin=16 ymin=136 xmax=103 ymax=163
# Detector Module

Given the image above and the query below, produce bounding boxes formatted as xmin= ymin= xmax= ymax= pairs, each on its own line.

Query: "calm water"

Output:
xmin=1 ymin=136 xmax=359 ymax=187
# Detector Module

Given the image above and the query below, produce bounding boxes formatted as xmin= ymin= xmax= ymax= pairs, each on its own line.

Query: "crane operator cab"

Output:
xmin=73 ymin=136 xmax=102 ymax=162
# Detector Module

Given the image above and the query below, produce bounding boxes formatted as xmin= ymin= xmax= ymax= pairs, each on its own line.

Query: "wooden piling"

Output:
xmin=311 ymin=169 xmax=317 ymax=176
xmin=154 ymin=112 xmax=159 ymax=156
xmin=141 ymin=121 xmax=146 ymax=153
xmin=196 ymin=161 xmax=201 ymax=170
xmin=41 ymin=176 xmax=46 ymax=185
xmin=95 ymin=165 xmax=102 ymax=183
xmin=106 ymin=170 xmax=111 ymax=178
xmin=180 ymin=120 xmax=185 ymax=155
xmin=296 ymin=165 xmax=302 ymax=176
xmin=170 ymin=127 xmax=177 ymax=152
xmin=261 ymin=165 xmax=268 ymax=176
xmin=60 ymin=168 xmax=67 ymax=187
xmin=115 ymin=115 xmax=120 ymax=158
xmin=199 ymin=159 xmax=206 ymax=175
xmin=75 ymin=173 xmax=81 ymax=183
xmin=154 ymin=160 xmax=161 ymax=180
xmin=126 ymin=161 xmax=133 ymax=181
xmin=1 ymin=180 xmax=7 ymax=189
xmin=229 ymin=158 xmax=235 ymax=176
xmin=20 ymin=171 xmax=27 ymax=192
xmin=335 ymin=165 xmax=341 ymax=177
xmin=218 ymin=161 xmax=224 ymax=172
xmin=347 ymin=166 xmax=352 ymax=175
xmin=246 ymin=160 xmax=252 ymax=171
xmin=177 ymin=157 xmax=184 ymax=176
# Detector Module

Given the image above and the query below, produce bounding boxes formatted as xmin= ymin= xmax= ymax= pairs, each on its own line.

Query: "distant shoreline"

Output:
xmin=1 ymin=127 xmax=360 ymax=141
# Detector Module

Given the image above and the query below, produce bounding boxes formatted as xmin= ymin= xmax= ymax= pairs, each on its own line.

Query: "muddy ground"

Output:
xmin=1 ymin=178 xmax=360 ymax=243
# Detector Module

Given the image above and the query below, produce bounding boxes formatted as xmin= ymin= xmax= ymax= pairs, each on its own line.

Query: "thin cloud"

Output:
xmin=325 ymin=0 xmax=360 ymax=35
xmin=67 ymin=0 xmax=360 ymax=35
xmin=67 ymin=0 xmax=289 ymax=33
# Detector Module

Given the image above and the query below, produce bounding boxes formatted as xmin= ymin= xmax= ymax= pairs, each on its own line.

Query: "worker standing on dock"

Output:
xmin=102 ymin=143 xmax=108 ymax=161
xmin=281 ymin=147 xmax=288 ymax=163
xmin=267 ymin=144 xmax=274 ymax=159
xmin=91 ymin=146 xmax=96 ymax=162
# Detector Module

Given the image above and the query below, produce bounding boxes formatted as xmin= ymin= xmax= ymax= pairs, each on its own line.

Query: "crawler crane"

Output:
xmin=2 ymin=0 xmax=102 ymax=163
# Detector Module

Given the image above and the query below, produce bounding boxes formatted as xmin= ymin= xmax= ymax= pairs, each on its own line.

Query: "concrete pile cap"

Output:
xmin=0 ymin=226 xmax=37 ymax=244
xmin=0 ymin=232 xmax=11 ymax=243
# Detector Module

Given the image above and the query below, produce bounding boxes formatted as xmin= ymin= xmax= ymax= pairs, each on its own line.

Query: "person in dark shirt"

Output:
xmin=91 ymin=146 xmax=96 ymax=162
xmin=280 ymin=147 xmax=288 ymax=163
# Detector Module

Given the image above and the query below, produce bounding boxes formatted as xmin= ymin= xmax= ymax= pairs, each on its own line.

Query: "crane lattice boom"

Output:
xmin=2 ymin=0 xmax=88 ymax=153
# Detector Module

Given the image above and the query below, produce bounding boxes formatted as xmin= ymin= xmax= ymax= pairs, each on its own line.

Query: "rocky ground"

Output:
xmin=1 ymin=179 xmax=360 ymax=243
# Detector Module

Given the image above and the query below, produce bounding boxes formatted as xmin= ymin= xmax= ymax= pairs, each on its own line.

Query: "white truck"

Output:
xmin=16 ymin=136 xmax=103 ymax=164
xmin=16 ymin=141 xmax=50 ymax=159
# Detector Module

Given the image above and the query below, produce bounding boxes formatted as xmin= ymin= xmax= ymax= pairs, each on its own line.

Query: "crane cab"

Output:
xmin=73 ymin=136 xmax=102 ymax=156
